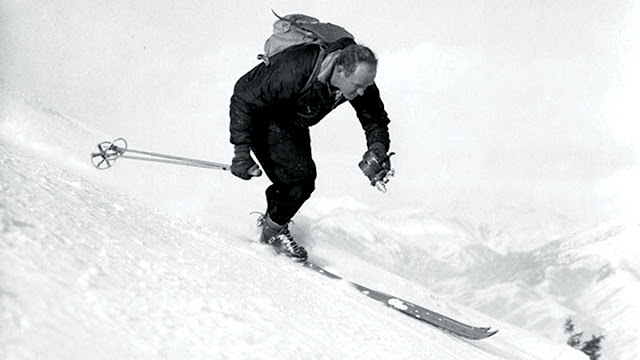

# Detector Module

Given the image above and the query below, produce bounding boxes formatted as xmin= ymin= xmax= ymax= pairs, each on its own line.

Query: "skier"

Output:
xmin=229 ymin=38 xmax=392 ymax=262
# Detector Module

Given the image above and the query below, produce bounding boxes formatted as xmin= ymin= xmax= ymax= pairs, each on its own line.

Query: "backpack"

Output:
xmin=258 ymin=11 xmax=354 ymax=66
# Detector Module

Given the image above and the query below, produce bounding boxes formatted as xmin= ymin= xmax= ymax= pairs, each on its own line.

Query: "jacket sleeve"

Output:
xmin=349 ymin=83 xmax=391 ymax=151
xmin=229 ymin=52 xmax=314 ymax=146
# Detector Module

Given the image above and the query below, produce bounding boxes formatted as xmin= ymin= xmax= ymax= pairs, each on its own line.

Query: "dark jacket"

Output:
xmin=229 ymin=41 xmax=391 ymax=150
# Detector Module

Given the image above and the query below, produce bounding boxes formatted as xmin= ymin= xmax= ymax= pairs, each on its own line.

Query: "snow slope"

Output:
xmin=0 ymin=84 xmax=591 ymax=359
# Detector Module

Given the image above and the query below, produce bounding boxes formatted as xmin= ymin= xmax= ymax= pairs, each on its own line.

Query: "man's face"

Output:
xmin=334 ymin=63 xmax=377 ymax=100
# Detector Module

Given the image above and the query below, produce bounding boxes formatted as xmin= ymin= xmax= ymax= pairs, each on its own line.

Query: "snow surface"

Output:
xmin=0 ymin=83 xmax=596 ymax=360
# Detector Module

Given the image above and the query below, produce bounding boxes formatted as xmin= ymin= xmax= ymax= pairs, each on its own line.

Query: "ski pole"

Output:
xmin=90 ymin=138 xmax=231 ymax=171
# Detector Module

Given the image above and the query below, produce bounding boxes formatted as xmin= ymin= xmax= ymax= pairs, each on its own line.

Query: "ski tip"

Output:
xmin=481 ymin=328 xmax=499 ymax=339
xmin=464 ymin=327 xmax=499 ymax=340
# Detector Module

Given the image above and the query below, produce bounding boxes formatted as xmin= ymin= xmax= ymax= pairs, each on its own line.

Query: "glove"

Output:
xmin=359 ymin=142 xmax=393 ymax=186
xmin=231 ymin=144 xmax=262 ymax=180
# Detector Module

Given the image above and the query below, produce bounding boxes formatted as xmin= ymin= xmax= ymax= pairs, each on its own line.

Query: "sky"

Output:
xmin=1 ymin=0 xmax=639 ymax=225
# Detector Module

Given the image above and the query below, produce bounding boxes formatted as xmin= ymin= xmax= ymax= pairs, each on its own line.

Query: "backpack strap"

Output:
xmin=300 ymin=47 xmax=326 ymax=94
xmin=299 ymin=37 xmax=355 ymax=95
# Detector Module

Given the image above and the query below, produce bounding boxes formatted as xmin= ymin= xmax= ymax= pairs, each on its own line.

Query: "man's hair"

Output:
xmin=335 ymin=44 xmax=377 ymax=76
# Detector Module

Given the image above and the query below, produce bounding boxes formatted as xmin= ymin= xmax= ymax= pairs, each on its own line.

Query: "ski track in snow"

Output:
xmin=0 ymin=140 xmax=588 ymax=359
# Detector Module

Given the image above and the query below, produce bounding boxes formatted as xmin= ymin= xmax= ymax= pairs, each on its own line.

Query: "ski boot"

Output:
xmin=257 ymin=214 xmax=308 ymax=262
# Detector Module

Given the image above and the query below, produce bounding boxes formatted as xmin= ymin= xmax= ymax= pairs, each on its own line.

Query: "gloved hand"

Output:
xmin=231 ymin=144 xmax=262 ymax=180
xmin=359 ymin=142 xmax=393 ymax=186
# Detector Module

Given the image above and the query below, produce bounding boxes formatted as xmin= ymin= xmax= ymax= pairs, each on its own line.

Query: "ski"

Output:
xmin=303 ymin=261 xmax=498 ymax=340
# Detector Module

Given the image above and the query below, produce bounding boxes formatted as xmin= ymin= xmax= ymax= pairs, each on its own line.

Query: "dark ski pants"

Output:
xmin=252 ymin=122 xmax=316 ymax=225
